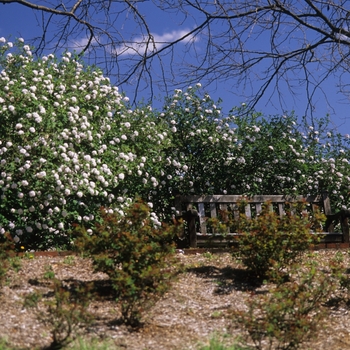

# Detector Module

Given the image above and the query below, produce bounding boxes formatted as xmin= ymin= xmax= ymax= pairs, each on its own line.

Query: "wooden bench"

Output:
xmin=174 ymin=193 xmax=350 ymax=248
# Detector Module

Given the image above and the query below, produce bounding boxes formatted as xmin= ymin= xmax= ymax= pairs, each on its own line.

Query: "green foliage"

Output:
xmin=0 ymin=233 xmax=16 ymax=287
xmin=327 ymin=251 xmax=350 ymax=298
xmin=159 ymin=86 xmax=231 ymax=198
xmin=232 ymin=201 xmax=324 ymax=280
xmin=68 ymin=337 xmax=116 ymax=350
xmin=24 ymin=271 xmax=93 ymax=350
xmin=234 ymin=256 xmax=342 ymax=350
xmin=199 ymin=335 xmax=252 ymax=350
xmin=63 ymin=256 xmax=76 ymax=265
xmin=227 ymin=107 xmax=350 ymax=204
xmin=43 ymin=264 xmax=56 ymax=279
xmin=73 ymin=199 xmax=182 ymax=326
xmin=0 ymin=338 xmax=10 ymax=350
xmin=8 ymin=255 xmax=21 ymax=273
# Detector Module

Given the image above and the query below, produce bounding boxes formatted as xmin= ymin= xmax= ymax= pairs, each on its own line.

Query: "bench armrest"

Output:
xmin=325 ymin=209 xmax=350 ymax=243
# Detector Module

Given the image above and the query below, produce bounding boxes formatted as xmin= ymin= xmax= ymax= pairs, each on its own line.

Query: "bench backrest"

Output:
xmin=174 ymin=193 xmax=344 ymax=247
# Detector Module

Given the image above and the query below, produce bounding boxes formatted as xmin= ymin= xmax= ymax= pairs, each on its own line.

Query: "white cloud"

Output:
xmin=66 ymin=29 xmax=198 ymax=56
xmin=69 ymin=37 xmax=98 ymax=52
xmin=115 ymin=29 xmax=198 ymax=56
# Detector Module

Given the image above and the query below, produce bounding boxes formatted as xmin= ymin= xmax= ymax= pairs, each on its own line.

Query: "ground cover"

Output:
xmin=0 ymin=251 xmax=350 ymax=349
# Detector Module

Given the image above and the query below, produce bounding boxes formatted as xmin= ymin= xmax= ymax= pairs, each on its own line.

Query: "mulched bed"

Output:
xmin=1 ymin=250 xmax=350 ymax=349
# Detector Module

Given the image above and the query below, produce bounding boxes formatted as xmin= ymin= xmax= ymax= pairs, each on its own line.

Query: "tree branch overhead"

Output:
xmin=1 ymin=0 xmax=350 ymax=116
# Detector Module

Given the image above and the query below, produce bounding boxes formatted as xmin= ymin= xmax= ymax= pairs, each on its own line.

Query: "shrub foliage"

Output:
xmin=24 ymin=270 xmax=93 ymax=349
xmin=233 ymin=201 xmax=325 ymax=280
xmin=235 ymin=256 xmax=344 ymax=350
xmin=73 ymin=199 xmax=182 ymax=326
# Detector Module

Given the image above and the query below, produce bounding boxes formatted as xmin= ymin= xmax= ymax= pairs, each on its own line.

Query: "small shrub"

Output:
xmin=0 ymin=232 xmax=16 ymax=287
xmin=327 ymin=251 xmax=350 ymax=301
xmin=234 ymin=257 xmax=341 ymax=350
xmin=24 ymin=270 xmax=93 ymax=350
xmin=73 ymin=199 xmax=183 ymax=326
xmin=63 ymin=256 xmax=75 ymax=265
xmin=0 ymin=337 xmax=10 ymax=350
xmin=232 ymin=200 xmax=324 ymax=280
xmin=9 ymin=256 xmax=22 ymax=273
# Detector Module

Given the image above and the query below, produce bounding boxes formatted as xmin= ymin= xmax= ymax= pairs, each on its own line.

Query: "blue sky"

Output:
xmin=1 ymin=3 xmax=350 ymax=132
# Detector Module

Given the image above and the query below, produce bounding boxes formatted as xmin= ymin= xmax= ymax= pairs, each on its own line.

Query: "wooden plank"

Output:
xmin=245 ymin=204 xmax=251 ymax=219
xmin=219 ymin=204 xmax=228 ymax=222
xmin=322 ymin=192 xmax=332 ymax=215
xmin=256 ymin=203 xmax=262 ymax=215
xmin=198 ymin=203 xmax=207 ymax=234
xmin=210 ymin=203 xmax=217 ymax=218
xmin=178 ymin=194 xmax=327 ymax=205
xmin=219 ymin=204 xmax=229 ymax=232
xmin=176 ymin=194 xmax=291 ymax=203
xmin=278 ymin=203 xmax=284 ymax=218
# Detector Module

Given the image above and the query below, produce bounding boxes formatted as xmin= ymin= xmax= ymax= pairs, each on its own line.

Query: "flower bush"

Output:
xmin=156 ymin=95 xmax=350 ymax=216
xmin=1 ymin=38 xmax=350 ymax=250
xmin=0 ymin=39 xmax=170 ymax=249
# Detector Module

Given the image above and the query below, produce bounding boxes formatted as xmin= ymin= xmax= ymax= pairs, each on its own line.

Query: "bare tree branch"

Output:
xmin=1 ymin=0 xmax=350 ymax=118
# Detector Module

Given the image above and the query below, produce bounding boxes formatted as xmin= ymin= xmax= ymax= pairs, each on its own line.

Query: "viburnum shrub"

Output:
xmin=157 ymin=95 xmax=350 ymax=217
xmin=232 ymin=200 xmax=325 ymax=280
xmin=223 ymin=107 xmax=350 ymax=210
xmin=0 ymin=39 xmax=171 ymax=250
xmin=157 ymin=86 xmax=233 ymax=198
xmin=73 ymin=199 xmax=182 ymax=326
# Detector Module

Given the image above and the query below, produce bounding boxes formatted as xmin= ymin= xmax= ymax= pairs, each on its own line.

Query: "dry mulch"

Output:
xmin=1 ymin=250 xmax=350 ymax=349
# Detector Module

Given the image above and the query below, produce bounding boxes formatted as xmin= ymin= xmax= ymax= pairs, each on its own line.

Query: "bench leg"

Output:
xmin=188 ymin=217 xmax=197 ymax=248
xmin=341 ymin=216 xmax=350 ymax=243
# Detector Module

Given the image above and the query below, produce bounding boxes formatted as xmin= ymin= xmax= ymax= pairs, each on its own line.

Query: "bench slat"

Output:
xmin=278 ymin=203 xmax=284 ymax=217
xmin=198 ymin=203 xmax=207 ymax=235
xmin=210 ymin=203 xmax=217 ymax=218
xmin=256 ymin=203 xmax=262 ymax=215
xmin=245 ymin=204 xmax=251 ymax=219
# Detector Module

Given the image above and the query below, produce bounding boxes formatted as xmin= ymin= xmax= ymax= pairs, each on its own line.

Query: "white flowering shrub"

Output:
xmin=155 ymin=90 xmax=350 ymax=215
xmin=223 ymin=108 xmax=350 ymax=209
xmin=152 ymin=86 xmax=234 ymax=211
xmin=0 ymin=39 xmax=170 ymax=249
xmin=1 ymin=39 xmax=350 ymax=250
